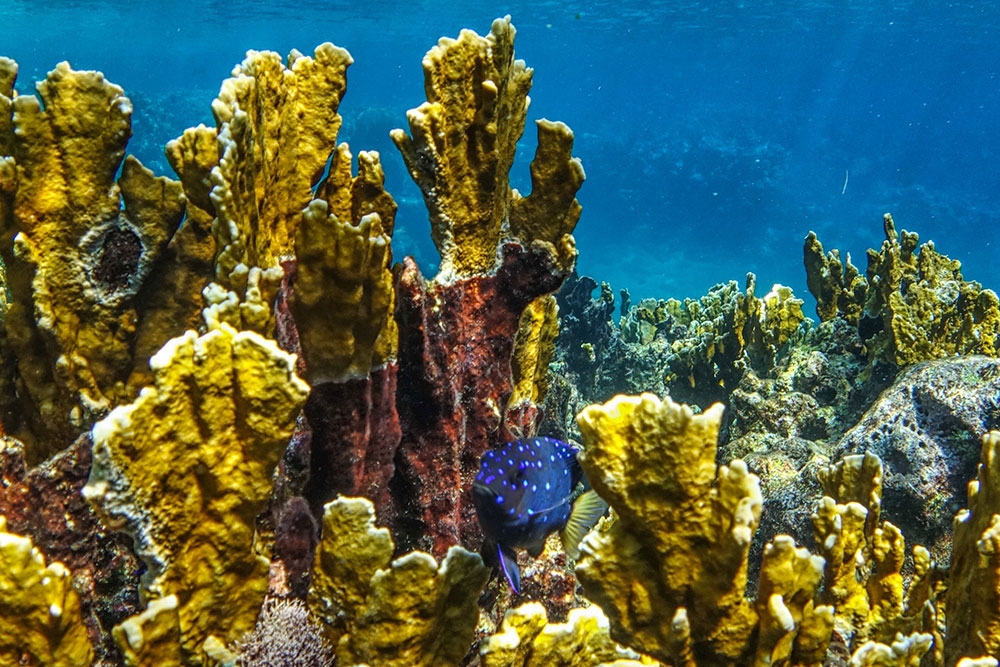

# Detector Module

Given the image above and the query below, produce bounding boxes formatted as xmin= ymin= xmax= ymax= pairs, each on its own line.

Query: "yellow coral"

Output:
xmin=812 ymin=213 xmax=1000 ymax=365
xmin=83 ymin=325 xmax=309 ymax=664
xmin=759 ymin=283 xmax=805 ymax=348
xmin=309 ymin=497 xmax=488 ymax=667
xmin=948 ymin=431 xmax=1000 ymax=665
xmin=292 ymin=146 xmax=398 ymax=383
xmin=814 ymin=454 xmax=934 ymax=652
xmin=754 ymin=535 xmax=832 ymax=666
xmin=481 ymin=602 xmax=651 ymax=667
xmin=0 ymin=516 xmax=93 ymax=666
xmin=0 ymin=61 xmax=189 ymax=459
xmin=848 ymin=632 xmax=932 ymax=666
xmin=391 ymin=17 xmax=583 ymax=278
xmin=509 ymin=295 xmax=559 ymax=408
xmin=170 ymin=43 xmax=354 ymax=335
xmin=112 ymin=595 xmax=183 ymax=667
xmin=575 ymin=393 xmax=762 ymax=664
xmin=803 ymin=231 xmax=866 ymax=324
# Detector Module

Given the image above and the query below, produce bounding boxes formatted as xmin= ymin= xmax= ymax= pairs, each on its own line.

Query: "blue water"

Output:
xmin=3 ymin=1 xmax=998 ymax=307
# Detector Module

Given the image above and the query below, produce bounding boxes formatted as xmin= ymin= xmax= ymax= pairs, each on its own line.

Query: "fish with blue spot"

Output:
xmin=472 ymin=436 xmax=608 ymax=594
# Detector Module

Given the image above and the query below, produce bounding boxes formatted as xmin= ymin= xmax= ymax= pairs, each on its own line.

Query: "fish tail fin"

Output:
xmin=498 ymin=543 xmax=521 ymax=594
xmin=560 ymin=489 xmax=609 ymax=560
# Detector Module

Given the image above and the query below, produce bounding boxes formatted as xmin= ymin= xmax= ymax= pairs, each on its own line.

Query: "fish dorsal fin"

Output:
xmin=560 ymin=489 xmax=609 ymax=560
xmin=498 ymin=543 xmax=521 ymax=594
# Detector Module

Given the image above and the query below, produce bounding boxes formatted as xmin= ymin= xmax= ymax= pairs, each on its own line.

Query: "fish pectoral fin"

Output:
xmin=560 ymin=489 xmax=609 ymax=560
xmin=525 ymin=539 xmax=546 ymax=559
xmin=498 ymin=544 xmax=521 ymax=595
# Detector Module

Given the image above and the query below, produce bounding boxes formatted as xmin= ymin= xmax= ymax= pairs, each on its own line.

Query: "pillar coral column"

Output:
xmin=390 ymin=16 xmax=585 ymax=555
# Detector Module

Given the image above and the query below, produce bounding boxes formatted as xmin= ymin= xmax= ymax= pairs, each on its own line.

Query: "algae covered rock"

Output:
xmin=833 ymin=355 xmax=1000 ymax=558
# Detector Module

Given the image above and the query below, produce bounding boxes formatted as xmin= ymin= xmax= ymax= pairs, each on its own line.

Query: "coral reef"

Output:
xmin=805 ymin=213 xmax=1000 ymax=367
xmin=612 ymin=274 xmax=804 ymax=409
xmin=4 ymin=14 xmax=1000 ymax=667
xmin=566 ymin=388 xmax=999 ymax=665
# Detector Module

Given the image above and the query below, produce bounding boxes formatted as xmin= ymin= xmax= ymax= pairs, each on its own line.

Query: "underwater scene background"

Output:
xmin=4 ymin=0 xmax=997 ymax=302
xmin=3 ymin=1 xmax=1000 ymax=666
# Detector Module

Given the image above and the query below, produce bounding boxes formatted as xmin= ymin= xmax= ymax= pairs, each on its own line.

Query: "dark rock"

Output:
xmin=832 ymin=355 xmax=1000 ymax=561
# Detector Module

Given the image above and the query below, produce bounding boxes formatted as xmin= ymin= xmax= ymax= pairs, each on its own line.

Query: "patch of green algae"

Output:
xmin=83 ymin=324 xmax=309 ymax=665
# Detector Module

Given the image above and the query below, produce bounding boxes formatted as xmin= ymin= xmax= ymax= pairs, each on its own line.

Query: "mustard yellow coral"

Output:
xmin=0 ymin=515 xmax=93 ymax=666
xmin=481 ymin=602 xmax=650 ymax=667
xmin=292 ymin=146 xmax=398 ymax=383
xmin=575 ymin=393 xmax=763 ymax=664
xmin=509 ymin=295 xmax=559 ymax=408
xmin=948 ymin=430 xmax=1000 ymax=665
xmin=309 ymin=497 xmax=488 ymax=667
xmin=0 ymin=61 xmax=188 ymax=459
xmin=83 ymin=325 xmax=309 ymax=664
xmin=170 ymin=43 xmax=355 ymax=335
xmin=391 ymin=16 xmax=583 ymax=278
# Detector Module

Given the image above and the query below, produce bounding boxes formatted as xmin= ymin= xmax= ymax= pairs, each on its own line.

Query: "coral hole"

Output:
xmin=93 ymin=227 xmax=143 ymax=289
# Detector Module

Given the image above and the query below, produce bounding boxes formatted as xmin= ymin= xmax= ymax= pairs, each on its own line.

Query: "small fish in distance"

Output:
xmin=472 ymin=436 xmax=608 ymax=594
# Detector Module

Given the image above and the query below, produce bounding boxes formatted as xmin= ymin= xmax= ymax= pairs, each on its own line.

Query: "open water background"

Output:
xmin=2 ymin=1 xmax=998 ymax=307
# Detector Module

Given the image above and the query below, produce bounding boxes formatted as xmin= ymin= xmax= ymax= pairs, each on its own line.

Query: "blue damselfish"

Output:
xmin=472 ymin=436 xmax=607 ymax=594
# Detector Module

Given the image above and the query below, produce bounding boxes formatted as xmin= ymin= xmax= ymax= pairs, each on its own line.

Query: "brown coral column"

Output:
xmin=392 ymin=242 xmax=567 ymax=556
